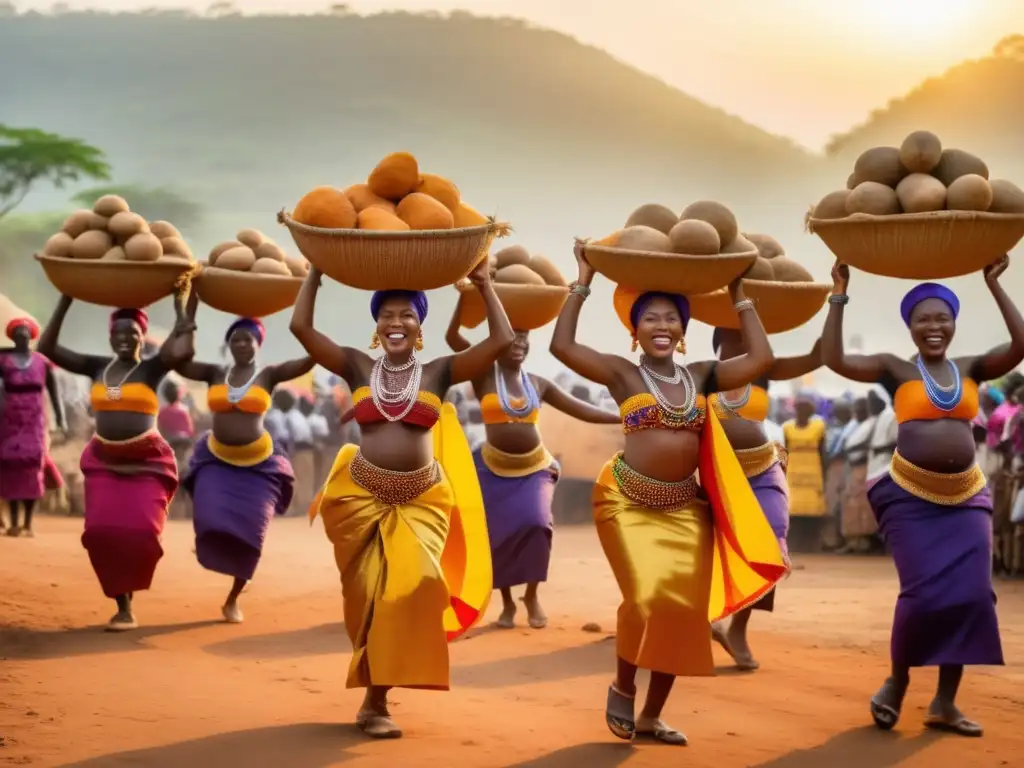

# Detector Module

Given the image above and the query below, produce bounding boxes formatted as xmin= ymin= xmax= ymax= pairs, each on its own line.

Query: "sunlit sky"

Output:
xmin=14 ymin=0 xmax=1024 ymax=148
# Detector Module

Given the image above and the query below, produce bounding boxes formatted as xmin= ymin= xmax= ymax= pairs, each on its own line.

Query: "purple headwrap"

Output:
xmin=629 ymin=291 xmax=690 ymax=332
xmin=225 ymin=317 xmax=266 ymax=345
xmin=370 ymin=290 xmax=429 ymax=323
xmin=900 ymin=283 xmax=959 ymax=327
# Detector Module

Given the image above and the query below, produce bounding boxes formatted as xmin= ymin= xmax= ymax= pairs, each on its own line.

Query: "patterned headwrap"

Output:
xmin=6 ymin=317 xmax=40 ymax=341
xmin=900 ymin=283 xmax=959 ymax=327
xmin=109 ymin=308 xmax=149 ymax=335
xmin=612 ymin=285 xmax=690 ymax=336
xmin=225 ymin=317 xmax=266 ymax=346
xmin=370 ymin=290 xmax=429 ymax=323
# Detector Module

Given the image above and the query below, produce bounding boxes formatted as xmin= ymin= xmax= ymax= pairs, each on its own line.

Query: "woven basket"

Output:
xmin=689 ymin=280 xmax=832 ymax=334
xmin=457 ymin=281 xmax=569 ymax=331
xmin=583 ymin=244 xmax=756 ymax=295
xmin=195 ymin=265 xmax=304 ymax=318
xmin=807 ymin=211 xmax=1024 ymax=279
xmin=277 ymin=210 xmax=508 ymax=291
xmin=34 ymin=253 xmax=195 ymax=308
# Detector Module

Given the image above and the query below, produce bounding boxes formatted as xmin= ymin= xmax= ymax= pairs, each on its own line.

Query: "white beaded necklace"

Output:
xmin=639 ymin=359 xmax=697 ymax=416
xmin=369 ymin=353 xmax=422 ymax=422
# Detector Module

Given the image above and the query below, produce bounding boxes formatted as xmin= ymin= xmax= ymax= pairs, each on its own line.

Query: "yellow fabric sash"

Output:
xmin=208 ymin=432 xmax=274 ymax=467
xmin=480 ymin=442 xmax=554 ymax=478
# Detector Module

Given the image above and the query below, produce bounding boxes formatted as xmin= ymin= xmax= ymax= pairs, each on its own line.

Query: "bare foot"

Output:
xmin=222 ymin=602 xmax=244 ymax=624
xmin=105 ymin=610 xmax=137 ymax=632
xmin=21 ymin=528 xmax=35 ymax=539
xmin=521 ymin=595 xmax=547 ymax=629
xmin=725 ymin=621 xmax=759 ymax=671
xmin=6 ymin=526 xmax=21 ymax=537
xmin=495 ymin=601 xmax=516 ymax=629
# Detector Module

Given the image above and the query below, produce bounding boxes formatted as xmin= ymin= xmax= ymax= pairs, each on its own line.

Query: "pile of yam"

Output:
xmin=42 ymin=195 xmax=195 ymax=263
xmin=207 ymin=229 xmax=309 ymax=278
xmin=291 ymin=152 xmax=489 ymax=232
xmin=812 ymin=130 xmax=1024 ymax=220
xmin=741 ymin=234 xmax=815 ymax=283
xmin=484 ymin=245 xmax=568 ymax=287
xmin=596 ymin=200 xmax=758 ymax=258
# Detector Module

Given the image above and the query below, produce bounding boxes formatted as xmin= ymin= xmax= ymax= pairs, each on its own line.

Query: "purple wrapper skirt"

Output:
xmin=749 ymin=462 xmax=789 ymax=613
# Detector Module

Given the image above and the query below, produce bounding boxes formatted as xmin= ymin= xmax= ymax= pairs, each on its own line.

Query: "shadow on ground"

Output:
xmin=202 ymin=622 xmax=350 ymax=659
xmin=749 ymin=726 xmax=938 ymax=768
xmin=0 ymin=620 xmax=222 ymax=661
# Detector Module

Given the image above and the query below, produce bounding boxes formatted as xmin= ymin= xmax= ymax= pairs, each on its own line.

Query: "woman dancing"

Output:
xmin=822 ymin=257 xmax=1021 ymax=737
xmin=175 ymin=313 xmax=311 ymax=623
xmin=290 ymin=261 xmax=513 ymax=739
xmin=446 ymin=306 xmax=619 ymax=630
xmin=1 ymin=317 xmax=66 ymax=537
xmin=550 ymin=242 xmax=787 ymax=745
xmin=708 ymin=328 xmax=821 ymax=671
xmin=37 ymin=293 xmax=195 ymax=630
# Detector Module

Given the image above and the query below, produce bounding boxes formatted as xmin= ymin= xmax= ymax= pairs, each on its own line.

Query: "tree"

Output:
xmin=72 ymin=184 xmax=204 ymax=234
xmin=0 ymin=125 xmax=110 ymax=221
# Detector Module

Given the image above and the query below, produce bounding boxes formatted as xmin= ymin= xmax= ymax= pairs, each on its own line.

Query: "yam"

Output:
xmin=853 ymin=146 xmax=906 ymax=188
xmin=453 ymin=202 xmax=488 ymax=228
xmin=896 ymin=173 xmax=947 ymax=213
xmin=254 ymin=241 xmax=286 ymax=262
xmin=236 ymin=229 xmax=264 ymax=249
xmin=495 ymin=264 xmax=545 ymax=286
xmin=150 ymin=221 xmax=182 ymax=239
xmin=92 ymin=194 xmax=130 ymax=218
xmin=846 ymin=173 xmax=859 ymax=191
xmin=293 ymin=186 xmax=357 ymax=229
xmin=813 ymin=190 xmax=851 ymax=220
xmin=209 ymin=240 xmax=243 ymax=265
xmin=107 ymin=211 xmax=149 ymax=241
xmin=946 ymin=174 xmax=993 ymax=212
xmin=123 ymin=233 xmax=162 ymax=262
xmin=494 ymin=245 xmax=531 ymax=269
xmin=932 ymin=149 xmax=989 ymax=186
xmin=745 ymin=256 xmax=775 ymax=281
xmin=61 ymin=210 xmax=94 ymax=238
xmin=71 ymin=230 xmax=112 ymax=260
xmin=720 ymin=234 xmax=757 ymax=255
xmin=899 ymin=131 xmax=942 ymax=174
xmin=251 ymin=258 xmax=291 ymax=276
xmin=989 ymin=179 xmax=1024 ymax=214
xmin=744 ymin=233 xmax=785 ymax=260
xmin=396 ymin=193 xmax=455 ymax=230
xmin=216 ymin=246 xmax=257 ymax=271
xmin=526 ymin=254 xmax=566 ymax=287
xmin=367 ymin=151 xmax=419 ymax=200
xmin=101 ymin=246 xmax=127 ymax=262
xmin=44 ymin=232 xmax=74 ymax=258
xmin=86 ymin=212 xmax=109 ymax=231
xmin=846 ymin=181 xmax=900 ymax=216
xmin=160 ymin=236 xmax=192 ymax=260
xmin=357 ymin=207 xmax=411 ymax=231
xmin=625 ymin=203 xmax=678 ymax=236
xmin=285 ymin=257 xmax=309 ymax=277
xmin=769 ymin=256 xmax=814 ymax=283
xmin=344 ymin=183 xmax=397 ymax=214
xmin=598 ymin=226 xmax=672 ymax=253
xmin=416 ymin=174 xmax=460 ymax=212
xmin=668 ymin=219 xmax=720 ymax=255
xmin=680 ymin=201 xmax=738 ymax=246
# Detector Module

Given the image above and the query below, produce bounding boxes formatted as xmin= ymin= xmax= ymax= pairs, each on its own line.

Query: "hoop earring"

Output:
xmin=631 ymin=337 xmax=639 ymax=353
xmin=414 ymin=331 xmax=424 ymax=352
xmin=369 ymin=332 xmax=380 ymax=350
xmin=677 ymin=337 xmax=687 ymax=355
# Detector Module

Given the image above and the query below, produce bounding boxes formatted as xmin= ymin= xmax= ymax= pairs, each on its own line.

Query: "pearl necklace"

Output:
xmin=915 ymin=355 xmax=962 ymax=411
xmin=638 ymin=361 xmax=697 ymax=417
xmin=102 ymin=358 xmax=142 ymax=402
xmin=369 ymin=353 xmax=422 ymax=422
xmin=640 ymin=354 xmax=682 ymax=384
xmin=718 ymin=384 xmax=752 ymax=412
xmin=495 ymin=362 xmax=540 ymax=418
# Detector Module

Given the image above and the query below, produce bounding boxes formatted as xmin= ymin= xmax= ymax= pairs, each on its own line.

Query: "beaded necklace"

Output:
xmin=638 ymin=359 xmax=699 ymax=427
xmin=494 ymin=362 xmax=540 ymax=419
xmin=369 ymin=353 xmax=422 ymax=422
xmin=915 ymin=355 xmax=962 ymax=411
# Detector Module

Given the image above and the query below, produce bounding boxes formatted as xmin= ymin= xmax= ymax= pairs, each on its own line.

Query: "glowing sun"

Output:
xmin=841 ymin=0 xmax=976 ymax=42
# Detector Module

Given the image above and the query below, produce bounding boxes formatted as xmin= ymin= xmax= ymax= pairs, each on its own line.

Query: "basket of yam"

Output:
xmin=194 ymin=229 xmax=309 ymax=318
xmin=583 ymin=201 xmax=757 ymax=295
xmin=34 ymin=195 xmax=196 ymax=308
xmin=807 ymin=131 xmax=1024 ymax=279
xmin=278 ymin=151 xmax=509 ymax=291
xmin=457 ymin=245 xmax=569 ymax=331
xmin=689 ymin=234 xmax=831 ymax=333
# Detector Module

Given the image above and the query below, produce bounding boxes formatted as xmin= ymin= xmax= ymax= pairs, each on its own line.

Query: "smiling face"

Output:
xmin=109 ymin=319 xmax=143 ymax=361
xmin=635 ymin=296 xmax=684 ymax=360
xmin=375 ymin=296 xmax=421 ymax=358
xmin=229 ymin=329 xmax=259 ymax=366
xmin=908 ymin=297 xmax=955 ymax=361
xmin=500 ymin=330 xmax=530 ymax=367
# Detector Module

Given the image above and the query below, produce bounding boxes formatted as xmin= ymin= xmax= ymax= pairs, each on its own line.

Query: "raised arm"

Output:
xmin=267 ymin=356 xmax=316 ymax=388
xmin=446 ymin=261 xmax=515 ymax=385
xmin=157 ymin=289 xmax=198 ymax=372
xmin=958 ymin=257 xmax=1024 ymax=382
xmin=698 ymin=275 xmax=775 ymax=391
xmin=289 ymin=267 xmax=371 ymax=380
xmin=821 ymin=261 xmax=898 ymax=383
xmin=445 ymin=294 xmax=472 ymax=353
xmin=44 ymin=363 xmax=66 ymax=431
xmin=549 ymin=240 xmax=631 ymax=388
xmin=535 ymin=376 xmax=620 ymax=424
xmin=768 ymin=338 xmax=822 ymax=382
xmin=36 ymin=295 xmax=106 ymax=378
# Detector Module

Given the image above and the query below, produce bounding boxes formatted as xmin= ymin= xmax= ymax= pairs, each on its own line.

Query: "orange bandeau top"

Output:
xmin=709 ymin=385 xmax=770 ymax=423
xmin=90 ymin=381 xmax=159 ymax=416
xmin=620 ymin=393 xmax=707 ymax=434
xmin=208 ymin=383 xmax=272 ymax=415
xmin=351 ymin=386 xmax=441 ymax=430
xmin=893 ymin=378 xmax=979 ymax=424
xmin=480 ymin=393 xmax=540 ymax=425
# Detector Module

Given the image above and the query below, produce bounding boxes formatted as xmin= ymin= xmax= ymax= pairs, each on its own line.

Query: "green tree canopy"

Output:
xmin=72 ymin=184 xmax=204 ymax=234
xmin=0 ymin=125 xmax=110 ymax=220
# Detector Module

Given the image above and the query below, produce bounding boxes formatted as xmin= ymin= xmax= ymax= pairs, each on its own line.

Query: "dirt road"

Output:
xmin=2 ymin=517 xmax=1022 ymax=767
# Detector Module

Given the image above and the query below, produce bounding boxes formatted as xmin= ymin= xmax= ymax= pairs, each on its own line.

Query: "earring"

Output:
xmin=369 ymin=332 xmax=380 ymax=350
xmin=414 ymin=331 xmax=424 ymax=352
xmin=631 ymin=337 xmax=639 ymax=353
xmin=677 ymin=337 xmax=687 ymax=355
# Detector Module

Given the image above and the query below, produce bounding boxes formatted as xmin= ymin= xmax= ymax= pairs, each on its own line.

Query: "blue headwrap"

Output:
xmin=370 ymin=290 xmax=429 ymax=323
xmin=900 ymin=283 xmax=960 ymax=327
xmin=629 ymin=291 xmax=690 ymax=332
xmin=983 ymin=383 xmax=1006 ymax=405
xmin=225 ymin=317 xmax=266 ymax=345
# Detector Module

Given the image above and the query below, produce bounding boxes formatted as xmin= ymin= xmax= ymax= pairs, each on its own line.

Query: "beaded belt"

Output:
xmin=734 ymin=442 xmax=780 ymax=478
xmin=349 ymin=450 xmax=440 ymax=506
xmin=480 ymin=442 xmax=554 ymax=478
xmin=889 ymin=450 xmax=987 ymax=507
xmin=611 ymin=452 xmax=699 ymax=511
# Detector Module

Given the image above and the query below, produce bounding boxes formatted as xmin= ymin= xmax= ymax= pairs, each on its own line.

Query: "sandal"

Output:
xmin=924 ymin=711 xmax=983 ymax=738
xmin=636 ymin=717 xmax=688 ymax=746
xmin=869 ymin=678 xmax=904 ymax=731
xmin=356 ymin=708 xmax=402 ymax=739
xmin=605 ymin=684 xmax=635 ymax=741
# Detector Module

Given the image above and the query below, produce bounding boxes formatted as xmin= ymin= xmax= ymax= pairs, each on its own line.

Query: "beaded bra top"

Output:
xmin=709 ymin=384 xmax=770 ymax=422
xmin=351 ymin=386 xmax=441 ymax=429
xmin=619 ymin=392 xmax=707 ymax=434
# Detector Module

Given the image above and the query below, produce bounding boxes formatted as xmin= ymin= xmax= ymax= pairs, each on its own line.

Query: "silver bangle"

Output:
xmin=829 ymin=294 xmax=849 ymax=305
xmin=569 ymin=281 xmax=591 ymax=299
xmin=734 ymin=299 xmax=754 ymax=312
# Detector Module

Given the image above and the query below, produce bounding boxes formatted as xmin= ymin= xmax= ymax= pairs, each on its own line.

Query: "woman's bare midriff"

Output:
xmin=359 ymin=421 xmax=435 ymax=471
xmin=94 ymin=411 xmax=156 ymax=442
xmin=483 ymin=422 xmax=542 ymax=455
xmin=622 ymin=430 xmax=700 ymax=483
xmin=720 ymin=418 xmax=769 ymax=450
xmin=211 ymin=411 xmax=265 ymax=446
xmin=896 ymin=420 xmax=977 ymax=473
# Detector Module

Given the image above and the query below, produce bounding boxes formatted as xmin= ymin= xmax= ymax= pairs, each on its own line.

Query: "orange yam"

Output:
xmin=357 ymin=207 xmax=411 ymax=231
xmin=416 ymin=174 xmax=461 ymax=212
xmin=293 ymin=186 xmax=357 ymax=229
xmin=368 ymin=152 xmax=420 ymax=201
xmin=453 ymin=202 xmax=488 ymax=228
xmin=344 ymin=184 xmax=397 ymax=214
xmin=396 ymin=193 xmax=455 ymax=230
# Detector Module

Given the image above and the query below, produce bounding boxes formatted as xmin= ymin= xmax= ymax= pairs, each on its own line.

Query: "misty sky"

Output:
xmin=13 ymin=0 xmax=1024 ymax=148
